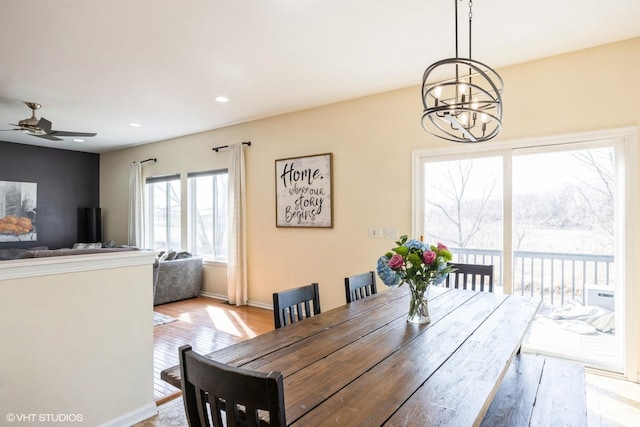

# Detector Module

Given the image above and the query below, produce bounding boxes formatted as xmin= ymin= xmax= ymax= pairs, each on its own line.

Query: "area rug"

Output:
xmin=153 ymin=311 xmax=179 ymax=327
xmin=133 ymin=395 xmax=186 ymax=427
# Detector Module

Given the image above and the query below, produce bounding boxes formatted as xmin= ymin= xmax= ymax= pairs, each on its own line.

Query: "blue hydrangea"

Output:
xmin=376 ymin=256 xmax=402 ymax=288
xmin=430 ymin=260 xmax=450 ymax=285
xmin=404 ymin=239 xmax=425 ymax=251
xmin=432 ymin=272 xmax=447 ymax=285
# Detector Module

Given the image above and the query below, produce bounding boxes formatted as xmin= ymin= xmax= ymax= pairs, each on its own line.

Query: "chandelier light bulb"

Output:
xmin=460 ymin=112 xmax=469 ymax=125
xmin=434 ymin=86 xmax=442 ymax=99
xmin=481 ymin=113 xmax=489 ymax=123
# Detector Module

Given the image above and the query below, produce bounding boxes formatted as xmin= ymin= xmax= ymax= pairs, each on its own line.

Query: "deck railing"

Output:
xmin=451 ymin=247 xmax=614 ymax=306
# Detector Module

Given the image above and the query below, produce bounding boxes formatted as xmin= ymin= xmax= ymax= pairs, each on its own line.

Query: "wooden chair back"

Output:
xmin=272 ymin=283 xmax=321 ymax=329
xmin=444 ymin=263 xmax=494 ymax=292
xmin=344 ymin=271 xmax=378 ymax=303
xmin=179 ymin=345 xmax=286 ymax=427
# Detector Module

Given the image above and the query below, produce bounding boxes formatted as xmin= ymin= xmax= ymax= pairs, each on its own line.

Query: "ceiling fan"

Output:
xmin=1 ymin=102 xmax=97 ymax=141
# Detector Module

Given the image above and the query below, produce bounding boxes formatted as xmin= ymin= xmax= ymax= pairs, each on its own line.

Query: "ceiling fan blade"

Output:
xmin=37 ymin=117 xmax=52 ymax=133
xmin=34 ymin=134 xmax=63 ymax=141
xmin=49 ymin=131 xmax=97 ymax=137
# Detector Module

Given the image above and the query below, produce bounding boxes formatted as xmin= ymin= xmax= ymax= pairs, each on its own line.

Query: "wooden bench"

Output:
xmin=481 ymin=354 xmax=587 ymax=426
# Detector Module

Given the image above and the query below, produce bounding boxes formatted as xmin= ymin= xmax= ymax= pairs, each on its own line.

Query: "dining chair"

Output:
xmin=344 ymin=271 xmax=378 ymax=303
xmin=444 ymin=263 xmax=494 ymax=292
xmin=179 ymin=344 xmax=286 ymax=427
xmin=272 ymin=282 xmax=321 ymax=329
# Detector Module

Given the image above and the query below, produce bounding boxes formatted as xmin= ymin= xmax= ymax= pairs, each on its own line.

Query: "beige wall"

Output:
xmin=101 ymin=37 xmax=640 ymax=369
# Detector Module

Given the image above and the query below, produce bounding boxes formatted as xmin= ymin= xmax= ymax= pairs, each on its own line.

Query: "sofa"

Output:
xmin=0 ymin=245 xmax=139 ymax=260
xmin=153 ymin=255 xmax=202 ymax=305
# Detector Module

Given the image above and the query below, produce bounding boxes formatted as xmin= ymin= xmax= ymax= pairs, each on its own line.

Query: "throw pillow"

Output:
xmin=174 ymin=251 xmax=193 ymax=259
xmin=73 ymin=242 xmax=102 ymax=249
xmin=102 ymin=240 xmax=115 ymax=248
xmin=158 ymin=249 xmax=177 ymax=261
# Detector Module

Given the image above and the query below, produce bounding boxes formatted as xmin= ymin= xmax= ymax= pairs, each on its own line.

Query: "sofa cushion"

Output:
xmin=0 ymin=248 xmax=28 ymax=260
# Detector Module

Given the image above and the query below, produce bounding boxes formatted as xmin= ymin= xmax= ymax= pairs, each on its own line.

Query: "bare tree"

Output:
xmin=426 ymin=160 xmax=498 ymax=247
xmin=571 ymin=150 xmax=614 ymax=240
xmin=514 ymin=227 xmax=527 ymax=250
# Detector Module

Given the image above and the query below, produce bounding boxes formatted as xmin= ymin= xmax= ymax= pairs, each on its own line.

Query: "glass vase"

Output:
xmin=407 ymin=284 xmax=430 ymax=324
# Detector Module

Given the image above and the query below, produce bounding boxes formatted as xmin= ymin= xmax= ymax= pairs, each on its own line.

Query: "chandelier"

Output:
xmin=421 ymin=0 xmax=503 ymax=143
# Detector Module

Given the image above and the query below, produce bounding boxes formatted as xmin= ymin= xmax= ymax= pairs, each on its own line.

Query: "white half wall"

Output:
xmin=0 ymin=251 xmax=157 ymax=426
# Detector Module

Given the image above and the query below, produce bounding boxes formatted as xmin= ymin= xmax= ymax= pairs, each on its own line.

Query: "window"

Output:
xmin=187 ymin=170 xmax=228 ymax=260
xmin=145 ymin=174 xmax=181 ymax=251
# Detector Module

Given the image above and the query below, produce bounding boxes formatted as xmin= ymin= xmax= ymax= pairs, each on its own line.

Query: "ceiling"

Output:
xmin=1 ymin=1 xmax=639 ymax=154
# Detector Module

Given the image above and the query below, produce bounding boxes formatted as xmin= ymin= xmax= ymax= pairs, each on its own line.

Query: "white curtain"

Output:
xmin=128 ymin=162 xmax=143 ymax=247
xmin=227 ymin=143 xmax=248 ymax=306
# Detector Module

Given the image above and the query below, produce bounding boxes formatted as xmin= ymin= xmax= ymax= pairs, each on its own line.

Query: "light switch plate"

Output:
xmin=384 ymin=227 xmax=399 ymax=240
xmin=368 ymin=227 xmax=382 ymax=238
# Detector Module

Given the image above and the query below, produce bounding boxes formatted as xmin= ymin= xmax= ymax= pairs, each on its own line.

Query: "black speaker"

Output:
xmin=85 ymin=207 xmax=102 ymax=243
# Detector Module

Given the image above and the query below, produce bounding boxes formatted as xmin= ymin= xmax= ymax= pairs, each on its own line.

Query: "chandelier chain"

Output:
xmin=468 ymin=0 xmax=473 ymax=60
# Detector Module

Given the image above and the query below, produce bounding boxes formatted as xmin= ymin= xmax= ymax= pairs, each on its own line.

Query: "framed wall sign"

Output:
xmin=275 ymin=153 xmax=333 ymax=228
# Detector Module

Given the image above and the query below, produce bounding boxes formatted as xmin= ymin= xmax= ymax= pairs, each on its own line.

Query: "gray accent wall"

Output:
xmin=0 ymin=141 xmax=100 ymax=249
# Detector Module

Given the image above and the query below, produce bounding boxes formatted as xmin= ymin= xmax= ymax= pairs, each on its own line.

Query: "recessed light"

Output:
xmin=73 ymin=138 xmax=84 ymax=143
xmin=215 ymin=96 xmax=229 ymax=103
xmin=129 ymin=122 xmax=142 ymax=127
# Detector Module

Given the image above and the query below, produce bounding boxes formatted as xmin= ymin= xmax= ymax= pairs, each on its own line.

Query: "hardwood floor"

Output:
xmin=147 ymin=297 xmax=640 ymax=426
xmin=586 ymin=372 xmax=640 ymax=426
xmin=152 ymin=296 xmax=274 ymax=402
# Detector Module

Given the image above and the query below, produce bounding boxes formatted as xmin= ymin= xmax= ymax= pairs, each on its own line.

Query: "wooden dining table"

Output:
xmin=161 ymin=286 xmax=541 ymax=426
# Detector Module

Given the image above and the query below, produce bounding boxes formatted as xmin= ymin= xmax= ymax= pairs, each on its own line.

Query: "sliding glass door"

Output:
xmin=414 ymin=129 xmax=637 ymax=376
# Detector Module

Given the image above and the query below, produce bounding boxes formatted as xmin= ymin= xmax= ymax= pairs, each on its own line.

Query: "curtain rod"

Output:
xmin=212 ymin=141 xmax=251 ymax=152
xmin=140 ymin=158 xmax=157 ymax=164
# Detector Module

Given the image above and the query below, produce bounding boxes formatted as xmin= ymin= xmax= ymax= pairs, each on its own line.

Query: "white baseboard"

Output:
xmin=199 ymin=291 xmax=226 ymax=301
xmin=98 ymin=402 xmax=157 ymax=427
xmin=247 ymin=299 xmax=272 ymax=310
xmin=199 ymin=292 xmax=273 ymax=310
